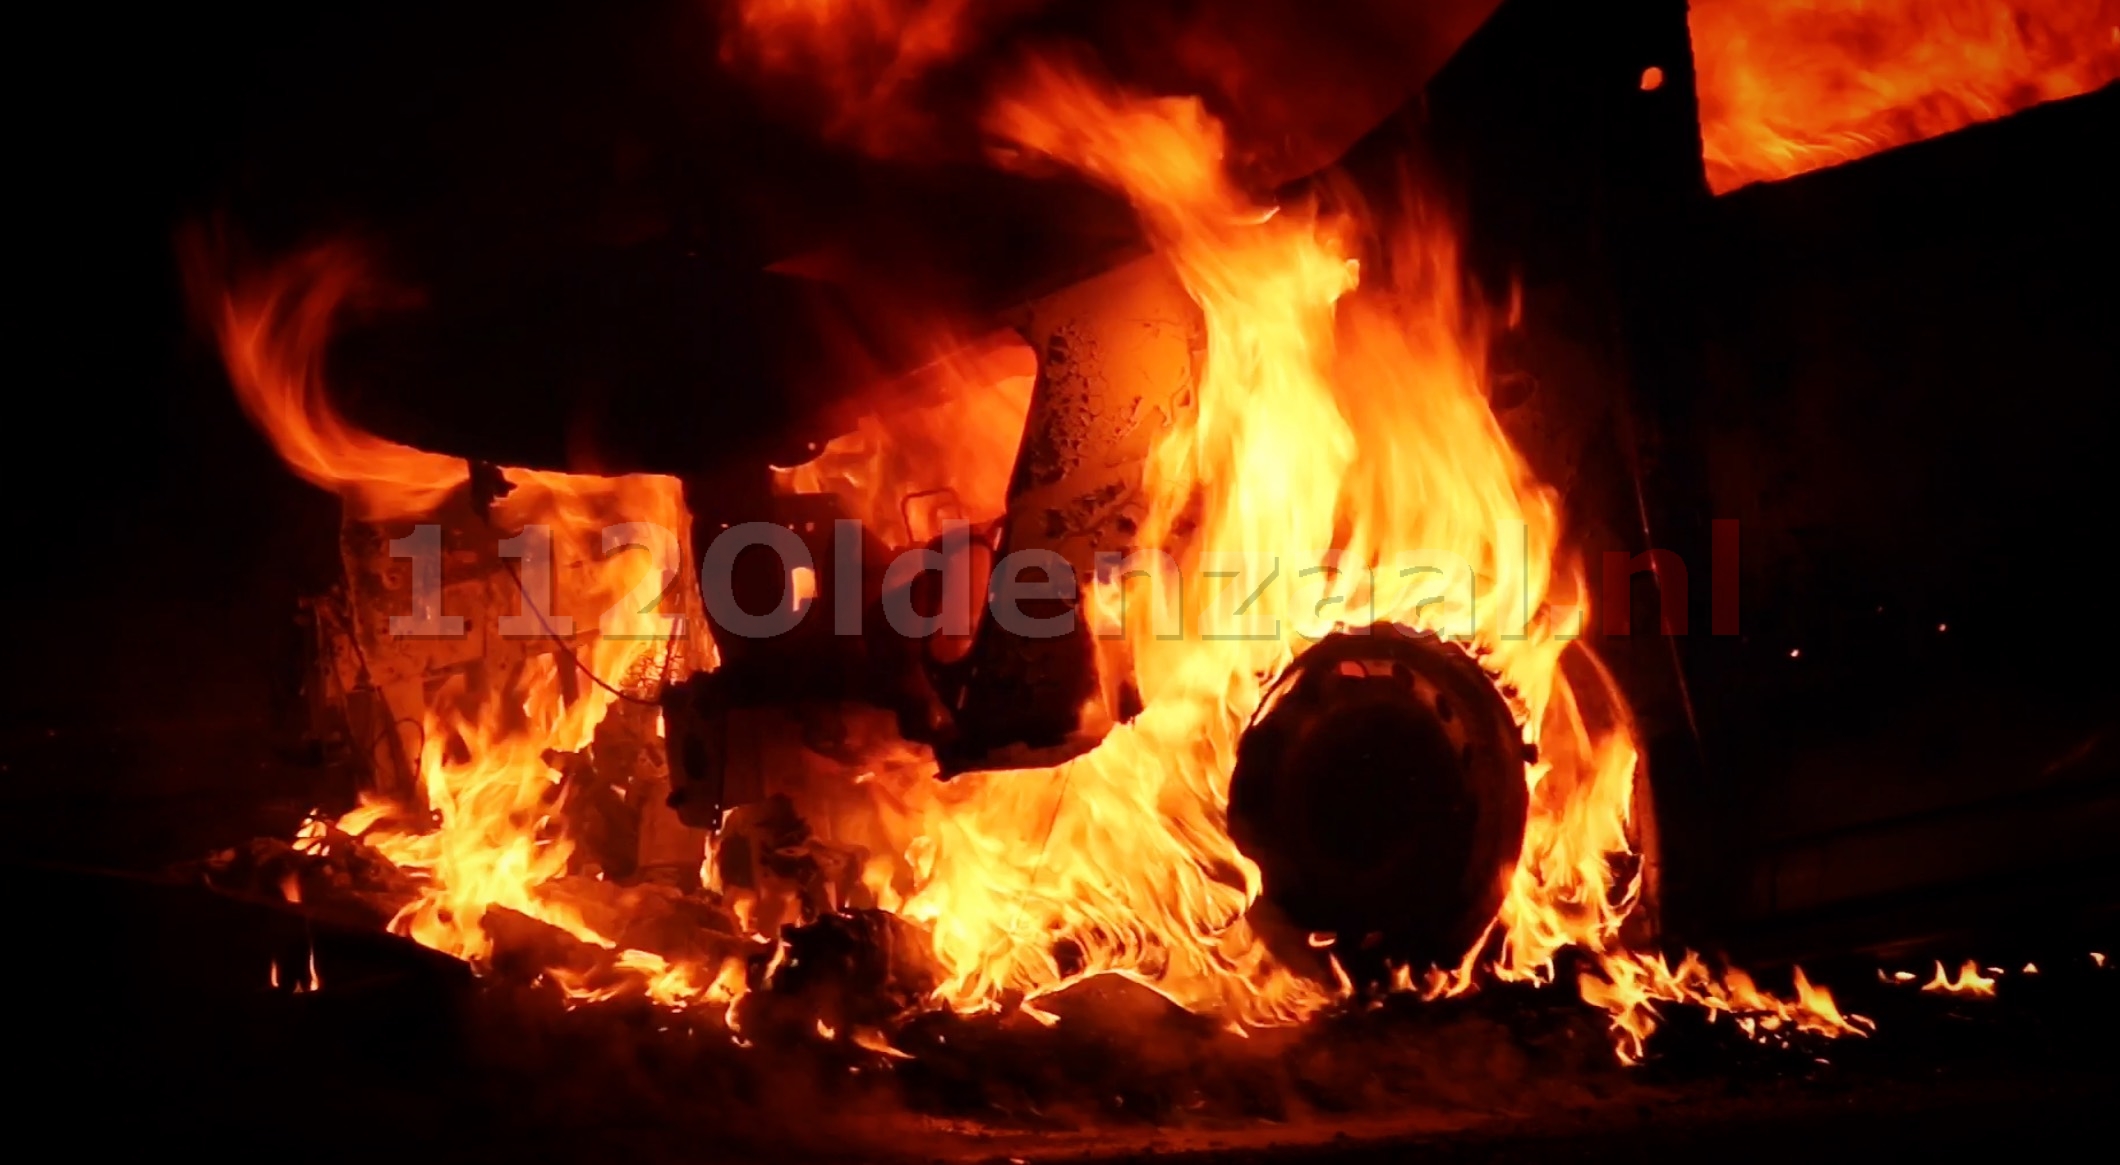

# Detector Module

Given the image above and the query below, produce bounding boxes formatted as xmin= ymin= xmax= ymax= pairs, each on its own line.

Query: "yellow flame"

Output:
xmin=198 ymin=244 xmax=700 ymax=969
xmin=879 ymin=57 xmax=1860 ymax=1054
xmin=771 ymin=332 xmax=1035 ymax=546
xmin=1578 ymin=954 xmax=1870 ymax=1063
xmin=200 ymin=51 xmax=1872 ymax=1062
xmin=1922 ymin=959 xmax=1998 ymax=998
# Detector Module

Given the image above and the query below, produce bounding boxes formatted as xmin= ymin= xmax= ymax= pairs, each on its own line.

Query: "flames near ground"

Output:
xmin=182 ymin=25 xmax=1903 ymax=1066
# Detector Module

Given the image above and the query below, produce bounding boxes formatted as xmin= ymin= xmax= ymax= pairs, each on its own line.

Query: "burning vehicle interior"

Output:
xmin=9 ymin=0 xmax=2118 ymax=1159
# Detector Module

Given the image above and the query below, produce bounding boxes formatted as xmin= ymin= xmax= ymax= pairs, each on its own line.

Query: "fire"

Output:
xmin=720 ymin=0 xmax=1007 ymax=154
xmin=193 ymin=238 xmax=709 ymax=968
xmin=1689 ymin=0 xmax=2120 ymax=193
xmin=870 ymin=57 xmax=1860 ymax=1055
xmin=553 ymin=949 xmax=748 ymax=1010
xmin=195 ymin=42 xmax=1870 ymax=1062
xmin=725 ymin=0 xmax=977 ymax=91
xmin=199 ymin=243 xmax=467 ymax=521
xmin=1923 ymin=959 xmax=1999 ymax=998
xmin=1579 ymin=955 xmax=1871 ymax=1061
xmin=770 ymin=331 xmax=1036 ymax=546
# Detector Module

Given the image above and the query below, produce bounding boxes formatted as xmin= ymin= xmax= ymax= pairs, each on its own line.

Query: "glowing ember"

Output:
xmin=1689 ymin=0 xmax=2120 ymax=193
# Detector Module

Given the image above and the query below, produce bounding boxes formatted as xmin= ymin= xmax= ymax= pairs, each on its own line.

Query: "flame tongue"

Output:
xmin=889 ymin=60 xmax=1620 ymax=1020
xmin=199 ymin=242 xmax=708 ymax=968
xmin=940 ymin=59 xmax=1864 ymax=1054
xmin=200 ymin=243 xmax=468 ymax=520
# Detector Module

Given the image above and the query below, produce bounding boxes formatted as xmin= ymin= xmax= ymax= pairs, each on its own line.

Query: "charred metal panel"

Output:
xmin=932 ymin=253 xmax=1202 ymax=775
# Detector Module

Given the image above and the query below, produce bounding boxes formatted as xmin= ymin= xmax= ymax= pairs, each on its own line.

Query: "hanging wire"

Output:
xmin=497 ymin=555 xmax=677 ymax=707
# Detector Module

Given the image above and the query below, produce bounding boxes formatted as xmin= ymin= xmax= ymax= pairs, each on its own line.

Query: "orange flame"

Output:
xmin=195 ymin=242 xmax=707 ymax=968
xmin=771 ymin=331 xmax=1036 ymax=546
xmin=202 ymin=46 xmax=1874 ymax=1060
xmin=727 ymin=0 xmax=978 ymax=90
xmin=721 ymin=0 xmax=1020 ymax=154
xmin=1580 ymin=954 xmax=1871 ymax=1062
xmin=1922 ymin=959 xmax=1999 ymax=997
xmin=197 ymin=243 xmax=468 ymax=520
xmin=869 ymin=57 xmax=1861 ymax=1056
xmin=1690 ymin=0 xmax=2120 ymax=193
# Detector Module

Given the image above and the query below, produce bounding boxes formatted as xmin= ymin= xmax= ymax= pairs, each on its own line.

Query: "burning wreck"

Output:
xmin=11 ymin=0 xmax=2117 ymax=1159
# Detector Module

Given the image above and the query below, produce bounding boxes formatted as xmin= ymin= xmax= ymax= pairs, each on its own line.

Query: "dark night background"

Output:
xmin=11 ymin=6 xmax=356 ymax=862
